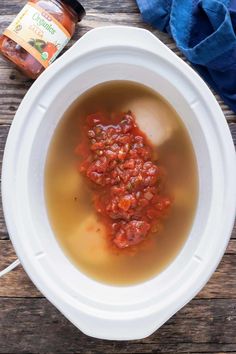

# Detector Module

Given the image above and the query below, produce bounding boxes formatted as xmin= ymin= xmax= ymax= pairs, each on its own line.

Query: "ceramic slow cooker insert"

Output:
xmin=2 ymin=26 xmax=236 ymax=340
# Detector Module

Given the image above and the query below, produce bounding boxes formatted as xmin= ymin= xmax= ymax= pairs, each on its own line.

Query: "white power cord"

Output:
xmin=0 ymin=259 xmax=20 ymax=278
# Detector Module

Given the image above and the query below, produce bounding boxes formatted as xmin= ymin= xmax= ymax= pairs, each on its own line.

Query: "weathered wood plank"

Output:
xmin=0 ymin=239 xmax=236 ymax=298
xmin=229 ymin=122 xmax=236 ymax=143
xmin=0 ymin=298 xmax=235 ymax=353
xmin=0 ymin=240 xmax=41 ymax=297
xmin=226 ymin=238 xmax=236 ymax=253
xmin=198 ymin=245 xmax=236 ymax=299
xmin=0 ymin=200 xmax=8 ymax=241
xmin=0 ymin=125 xmax=9 ymax=240
xmin=0 ymin=0 xmax=140 ymax=15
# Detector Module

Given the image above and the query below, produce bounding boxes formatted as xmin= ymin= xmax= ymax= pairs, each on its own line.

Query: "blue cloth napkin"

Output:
xmin=136 ymin=0 xmax=236 ymax=113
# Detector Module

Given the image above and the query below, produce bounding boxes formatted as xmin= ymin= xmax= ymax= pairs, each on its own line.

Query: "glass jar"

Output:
xmin=0 ymin=0 xmax=85 ymax=79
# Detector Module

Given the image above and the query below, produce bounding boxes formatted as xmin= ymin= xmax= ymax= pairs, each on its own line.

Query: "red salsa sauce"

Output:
xmin=75 ymin=112 xmax=171 ymax=249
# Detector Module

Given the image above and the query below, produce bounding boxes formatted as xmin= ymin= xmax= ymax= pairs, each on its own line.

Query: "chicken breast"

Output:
xmin=67 ymin=214 xmax=111 ymax=266
xmin=120 ymin=96 xmax=177 ymax=146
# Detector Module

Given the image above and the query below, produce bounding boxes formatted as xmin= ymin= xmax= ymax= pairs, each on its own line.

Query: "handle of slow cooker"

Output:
xmin=0 ymin=259 xmax=20 ymax=278
xmin=66 ymin=26 xmax=173 ymax=59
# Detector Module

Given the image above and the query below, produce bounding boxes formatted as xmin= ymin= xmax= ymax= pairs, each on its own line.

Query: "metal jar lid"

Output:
xmin=61 ymin=0 xmax=86 ymax=21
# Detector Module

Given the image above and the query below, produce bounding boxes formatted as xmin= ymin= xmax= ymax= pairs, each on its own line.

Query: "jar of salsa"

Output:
xmin=0 ymin=0 xmax=85 ymax=79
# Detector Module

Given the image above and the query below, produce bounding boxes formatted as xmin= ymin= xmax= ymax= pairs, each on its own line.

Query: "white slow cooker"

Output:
xmin=2 ymin=26 xmax=236 ymax=340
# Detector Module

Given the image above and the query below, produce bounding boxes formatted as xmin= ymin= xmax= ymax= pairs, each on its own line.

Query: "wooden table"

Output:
xmin=0 ymin=1 xmax=236 ymax=353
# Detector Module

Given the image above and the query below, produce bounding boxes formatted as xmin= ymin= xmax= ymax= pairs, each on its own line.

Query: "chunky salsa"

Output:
xmin=0 ymin=0 xmax=85 ymax=79
xmin=76 ymin=112 xmax=171 ymax=249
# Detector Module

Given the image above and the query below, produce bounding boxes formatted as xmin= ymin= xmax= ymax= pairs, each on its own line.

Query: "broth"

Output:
xmin=45 ymin=81 xmax=198 ymax=285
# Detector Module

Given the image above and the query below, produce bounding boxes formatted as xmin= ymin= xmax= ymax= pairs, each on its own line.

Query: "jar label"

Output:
xmin=4 ymin=2 xmax=71 ymax=68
